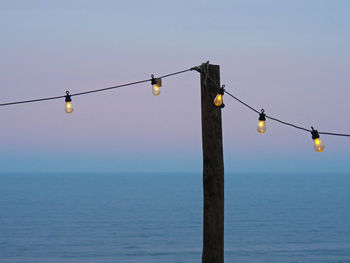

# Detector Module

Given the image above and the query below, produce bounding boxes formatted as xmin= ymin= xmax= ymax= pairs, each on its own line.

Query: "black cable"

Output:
xmin=224 ymin=89 xmax=350 ymax=137
xmin=1 ymin=62 xmax=350 ymax=138
xmin=264 ymin=114 xmax=311 ymax=133
xmin=194 ymin=64 xmax=350 ymax=138
xmin=318 ymin=131 xmax=350 ymax=137
xmin=71 ymin=79 xmax=151 ymax=97
xmin=159 ymin=68 xmax=194 ymax=79
xmin=72 ymin=68 xmax=195 ymax=97
xmin=224 ymin=90 xmax=260 ymax=114
xmin=0 ymin=67 xmax=196 ymax=106
xmin=202 ymin=70 xmax=313 ymax=133
xmin=0 ymin=95 xmax=66 ymax=107
xmin=224 ymin=89 xmax=310 ymax=132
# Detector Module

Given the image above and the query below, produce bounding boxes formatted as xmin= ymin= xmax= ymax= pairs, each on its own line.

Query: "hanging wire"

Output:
xmin=318 ymin=131 xmax=350 ymax=137
xmin=0 ymin=95 xmax=66 ymax=107
xmin=263 ymin=114 xmax=311 ymax=133
xmin=223 ymin=90 xmax=260 ymax=114
xmin=198 ymin=63 xmax=350 ymax=137
xmin=0 ymin=68 xmax=196 ymax=107
xmin=1 ymin=62 xmax=350 ymax=138
xmin=223 ymin=89 xmax=350 ymax=137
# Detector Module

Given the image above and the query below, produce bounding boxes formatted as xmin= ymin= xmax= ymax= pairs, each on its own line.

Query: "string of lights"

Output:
xmin=197 ymin=63 xmax=350 ymax=152
xmin=0 ymin=68 xmax=195 ymax=107
xmin=223 ymin=90 xmax=350 ymax=137
xmin=1 ymin=63 xmax=349 ymax=152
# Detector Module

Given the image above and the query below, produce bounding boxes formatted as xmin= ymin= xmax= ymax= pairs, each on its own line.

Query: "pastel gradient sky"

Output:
xmin=1 ymin=0 xmax=349 ymax=173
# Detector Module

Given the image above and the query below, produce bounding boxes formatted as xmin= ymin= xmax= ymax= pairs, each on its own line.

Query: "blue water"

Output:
xmin=0 ymin=173 xmax=349 ymax=263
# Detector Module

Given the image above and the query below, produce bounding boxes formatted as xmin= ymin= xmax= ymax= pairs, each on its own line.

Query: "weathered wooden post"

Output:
xmin=200 ymin=63 xmax=224 ymax=263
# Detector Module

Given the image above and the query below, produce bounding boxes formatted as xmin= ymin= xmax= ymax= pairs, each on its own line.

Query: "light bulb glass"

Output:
xmin=214 ymin=94 xmax=223 ymax=106
xmin=257 ymin=121 xmax=266 ymax=133
xmin=313 ymin=138 xmax=325 ymax=152
xmin=152 ymin=85 xmax=160 ymax=96
xmin=65 ymin=102 xmax=74 ymax=114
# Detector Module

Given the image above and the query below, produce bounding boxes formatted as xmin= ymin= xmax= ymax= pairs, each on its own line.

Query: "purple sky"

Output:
xmin=1 ymin=0 xmax=350 ymax=173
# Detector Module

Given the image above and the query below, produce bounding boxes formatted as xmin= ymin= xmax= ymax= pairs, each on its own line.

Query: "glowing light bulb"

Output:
xmin=311 ymin=127 xmax=324 ymax=152
xmin=214 ymin=85 xmax=225 ymax=107
xmin=151 ymin=75 xmax=162 ymax=96
xmin=65 ymin=101 xmax=73 ymax=113
xmin=152 ymin=84 xmax=160 ymax=96
xmin=64 ymin=91 xmax=73 ymax=114
xmin=214 ymin=94 xmax=223 ymax=106
xmin=257 ymin=121 xmax=266 ymax=133
xmin=257 ymin=109 xmax=266 ymax=133
xmin=313 ymin=138 xmax=325 ymax=152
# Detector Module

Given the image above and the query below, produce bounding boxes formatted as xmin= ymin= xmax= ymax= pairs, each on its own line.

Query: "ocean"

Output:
xmin=0 ymin=173 xmax=349 ymax=263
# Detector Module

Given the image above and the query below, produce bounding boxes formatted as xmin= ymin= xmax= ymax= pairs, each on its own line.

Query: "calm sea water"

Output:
xmin=0 ymin=173 xmax=349 ymax=263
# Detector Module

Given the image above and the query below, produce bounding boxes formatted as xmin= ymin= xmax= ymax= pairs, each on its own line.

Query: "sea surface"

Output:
xmin=0 ymin=173 xmax=349 ymax=263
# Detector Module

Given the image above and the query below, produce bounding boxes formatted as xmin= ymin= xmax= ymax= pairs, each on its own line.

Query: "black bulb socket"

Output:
xmin=65 ymin=91 xmax=72 ymax=103
xmin=218 ymin=85 xmax=225 ymax=95
xmin=311 ymin=127 xmax=320 ymax=140
xmin=151 ymin=74 xmax=157 ymax=85
xmin=151 ymin=74 xmax=163 ymax=87
xmin=259 ymin=109 xmax=266 ymax=121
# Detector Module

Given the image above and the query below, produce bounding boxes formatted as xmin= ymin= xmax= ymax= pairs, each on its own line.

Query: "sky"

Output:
xmin=0 ymin=0 xmax=350 ymax=173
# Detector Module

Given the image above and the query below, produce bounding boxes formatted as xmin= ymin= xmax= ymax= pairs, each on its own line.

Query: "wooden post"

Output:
xmin=200 ymin=63 xmax=224 ymax=263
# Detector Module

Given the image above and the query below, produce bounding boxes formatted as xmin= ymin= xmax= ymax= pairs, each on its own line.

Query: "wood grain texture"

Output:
xmin=201 ymin=64 xmax=224 ymax=263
